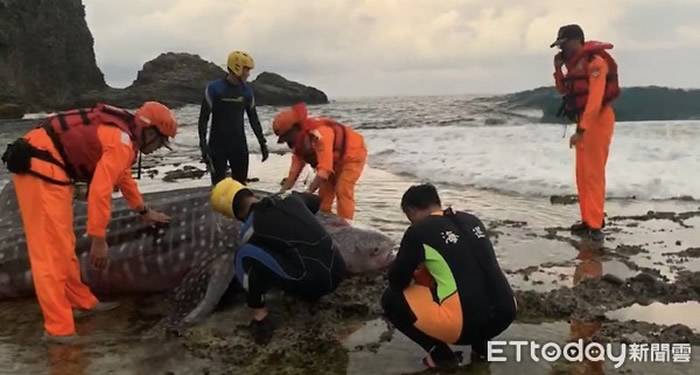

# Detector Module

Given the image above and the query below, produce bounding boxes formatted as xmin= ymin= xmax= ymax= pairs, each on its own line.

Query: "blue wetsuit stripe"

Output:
xmin=235 ymin=244 xmax=292 ymax=285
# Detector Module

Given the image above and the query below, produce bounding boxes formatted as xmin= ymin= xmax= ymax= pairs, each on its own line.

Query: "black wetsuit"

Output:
xmin=235 ymin=192 xmax=346 ymax=308
xmin=382 ymin=209 xmax=516 ymax=359
xmin=198 ymin=78 xmax=266 ymax=185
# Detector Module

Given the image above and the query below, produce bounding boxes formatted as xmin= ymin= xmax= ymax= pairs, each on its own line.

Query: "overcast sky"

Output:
xmin=84 ymin=0 xmax=700 ymax=98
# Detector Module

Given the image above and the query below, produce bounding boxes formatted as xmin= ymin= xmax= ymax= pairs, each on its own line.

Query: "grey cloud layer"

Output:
xmin=84 ymin=0 xmax=700 ymax=96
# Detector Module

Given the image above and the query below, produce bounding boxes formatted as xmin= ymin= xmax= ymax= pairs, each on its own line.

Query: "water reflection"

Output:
xmin=606 ymin=302 xmax=700 ymax=332
xmin=566 ymin=239 xmax=605 ymax=375
xmin=47 ymin=344 xmax=88 ymax=375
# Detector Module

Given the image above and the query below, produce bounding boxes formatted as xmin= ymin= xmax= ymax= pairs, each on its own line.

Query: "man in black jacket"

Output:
xmin=382 ymin=184 xmax=516 ymax=369
xmin=211 ymin=178 xmax=346 ymax=344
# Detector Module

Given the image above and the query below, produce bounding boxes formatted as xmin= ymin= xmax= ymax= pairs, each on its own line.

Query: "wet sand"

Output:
xmin=1 ymin=154 xmax=699 ymax=374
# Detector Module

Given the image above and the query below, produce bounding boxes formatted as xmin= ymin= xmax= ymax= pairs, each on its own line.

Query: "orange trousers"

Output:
xmin=403 ymin=284 xmax=463 ymax=344
xmin=13 ymin=129 xmax=98 ymax=336
xmin=319 ymin=157 xmax=366 ymax=220
xmin=575 ymin=107 xmax=615 ymax=230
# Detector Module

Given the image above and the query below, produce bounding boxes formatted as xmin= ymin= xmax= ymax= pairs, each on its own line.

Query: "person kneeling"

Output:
xmin=382 ymin=184 xmax=517 ymax=369
xmin=211 ymin=178 xmax=346 ymax=344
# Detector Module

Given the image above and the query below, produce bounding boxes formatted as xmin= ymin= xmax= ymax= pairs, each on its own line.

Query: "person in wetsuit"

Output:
xmin=382 ymin=184 xmax=517 ymax=369
xmin=210 ymin=178 xmax=346 ymax=344
xmin=199 ymin=51 xmax=269 ymax=185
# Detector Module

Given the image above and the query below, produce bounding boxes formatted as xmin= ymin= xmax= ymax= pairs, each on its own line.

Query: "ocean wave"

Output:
xmin=3 ymin=100 xmax=697 ymax=202
xmin=364 ymin=122 xmax=700 ymax=200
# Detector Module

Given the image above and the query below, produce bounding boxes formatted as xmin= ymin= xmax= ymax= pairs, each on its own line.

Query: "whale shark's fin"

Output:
xmin=160 ymin=247 xmax=237 ymax=330
xmin=181 ymin=251 xmax=236 ymax=325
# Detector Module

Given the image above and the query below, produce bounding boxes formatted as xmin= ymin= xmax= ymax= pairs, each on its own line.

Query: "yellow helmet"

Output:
xmin=210 ymin=178 xmax=248 ymax=218
xmin=227 ymin=51 xmax=255 ymax=77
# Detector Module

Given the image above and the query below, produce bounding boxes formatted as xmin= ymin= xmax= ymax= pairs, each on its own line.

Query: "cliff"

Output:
xmin=0 ymin=0 xmax=106 ymax=115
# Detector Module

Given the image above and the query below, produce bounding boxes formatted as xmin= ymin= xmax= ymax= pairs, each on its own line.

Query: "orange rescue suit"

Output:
xmin=12 ymin=125 xmax=144 ymax=336
xmin=555 ymin=42 xmax=617 ymax=230
xmin=286 ymin=118 xmax=367 ymax=220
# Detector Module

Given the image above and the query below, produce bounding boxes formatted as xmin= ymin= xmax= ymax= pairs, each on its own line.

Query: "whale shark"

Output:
xmin=0 ymin=182 xmax=395 ymax=327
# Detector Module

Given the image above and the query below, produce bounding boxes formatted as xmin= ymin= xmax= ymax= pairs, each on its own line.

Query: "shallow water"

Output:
xmin=1 ymin=153 xmax=698 ymax=373
xmin=607 ymin=302 xmax=700 ymax=332
xmin=344 ymin=319 xmax=700 ymax=374
xmin=0 ymin=297 xmax=213 ymax=374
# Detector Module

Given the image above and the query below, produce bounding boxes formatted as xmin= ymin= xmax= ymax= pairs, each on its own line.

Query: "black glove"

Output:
xmin=260 ymin=142 xmax=269 ymax=162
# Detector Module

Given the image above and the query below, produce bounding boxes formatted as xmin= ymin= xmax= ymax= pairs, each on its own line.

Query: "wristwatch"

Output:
xmin=138 ymin=206 xmax=149 ymax=216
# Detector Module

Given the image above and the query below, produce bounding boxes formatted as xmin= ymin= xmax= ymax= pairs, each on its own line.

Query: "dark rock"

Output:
xmin=0 ymin=103 xmax=25 ymax=119
xmin=515 ymin=272 xmax=700 ymax=323
xmin=251 ymin=72 xmax=328 ymax=106
xmin=671 ymin=195 xmax=696 ymax=202
xmin=660 ymin=324 xmax=695 ymax=343
xmin=484 ymin=118 xmax=506 ymax=126
xmin=629 ymin=272 xmax=658 ymax=284
xmin=602 ymin=274 xmax=624 ymax=286
xmin=550 ymin=194 xmax=578 ymax=205
xmin=78 ymin=52 xmax=225 ymax=109
xmin=597 ymin=321 xmax=700 ymax=345
xmin=512 ymin=265 xmax=539 ymax=277
xmin=134 ymin=53 xmax=223 ymax=89
xmin=678 ymin=271 xmax=700 ymax=295
xmin=608 ymin=209 xmax=700 ymax=227
xmin=0 ymin=0 xmax=106 ymax=111
xmin=1 ymin=3 xmax=327 ymax=112
xmin=515 ymin=289 xmax=579 ymax=322
xmin=78 ymin=54 xmax=329 ymax=109
xmin=488 ymin=86 xmax=700 ymax=123
xmin=614 ymin=245 xmax=648 ymax=256
xmin=666 ymin=247 xmax=700 ymax=258
xmin=162 ymin=166 xmax=207 ymax=183
xmin=550 ymin=194 xmax=638 ymax=206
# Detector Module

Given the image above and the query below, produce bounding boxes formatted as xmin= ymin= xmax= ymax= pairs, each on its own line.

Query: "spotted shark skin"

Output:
xmin=0 ymin=182 xmax=395 ymax=327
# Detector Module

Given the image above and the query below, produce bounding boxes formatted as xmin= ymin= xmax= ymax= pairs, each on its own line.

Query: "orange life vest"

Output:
xmin=41 ymin=103 xmax=141 ymax=182
xmin=293 ymin=118 xmax=347 ymax=168
xmin=559 ymin=41 xmax=620 ymax=122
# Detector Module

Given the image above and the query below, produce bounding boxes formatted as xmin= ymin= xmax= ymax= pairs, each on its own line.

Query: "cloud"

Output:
xmin=83 ymin=0 xmax=700 ymax=96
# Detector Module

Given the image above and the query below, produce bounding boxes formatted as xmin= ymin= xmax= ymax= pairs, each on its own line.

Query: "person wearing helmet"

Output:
xmin=210 ymin=178 xmax=346 ymax=345
xmin=2 ymin=101 xmax=175 ymax=344
xmin=198 ymin=51 xmax=269 ymax=185
xmin=274 ymin=102 xmax=367 ymax=221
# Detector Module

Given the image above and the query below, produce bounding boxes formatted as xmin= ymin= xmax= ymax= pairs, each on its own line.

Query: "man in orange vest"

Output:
xmin=273 ymin=103 xmax=367 ymax=221
xmin=552 ymin=24 xmax=619 ymax=242
xmin=2 ymin=101 xmax=175 ymax=343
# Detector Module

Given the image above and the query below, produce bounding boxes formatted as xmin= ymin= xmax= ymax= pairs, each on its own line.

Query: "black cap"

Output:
xmin=550 ymin=24 xmax=584 ymax=48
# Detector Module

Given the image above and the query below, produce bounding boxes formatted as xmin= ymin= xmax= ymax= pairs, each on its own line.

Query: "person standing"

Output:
xmin=199 ymin=50 xmax=269 ymax=185
xmin=552 ymin=24 xmax=620 ymax=241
